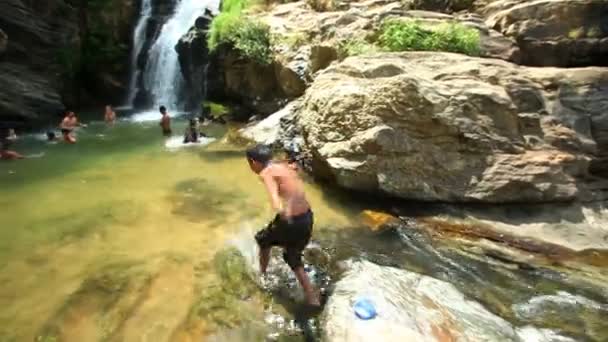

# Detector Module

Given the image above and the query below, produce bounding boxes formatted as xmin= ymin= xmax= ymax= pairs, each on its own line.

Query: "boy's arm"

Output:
xmin=260 ymin=172 xmax=283 ymax=215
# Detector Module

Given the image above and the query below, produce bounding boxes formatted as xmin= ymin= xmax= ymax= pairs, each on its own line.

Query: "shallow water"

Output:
xmin=1 ymin=113 xmax=607 ymax=341
xmin=0 ymin=115 xmax=356 ymax=341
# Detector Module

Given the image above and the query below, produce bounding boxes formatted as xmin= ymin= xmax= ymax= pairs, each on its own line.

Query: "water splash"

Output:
xmin=126 ymin=0 xmax=153 ymax=107
xmin=143 ymin=0 xmax=218 ymax=110
xmin=164 ymin=136 xmax=216 ymax=150
xmin=128 ymin=110 xmax=186 ymax=123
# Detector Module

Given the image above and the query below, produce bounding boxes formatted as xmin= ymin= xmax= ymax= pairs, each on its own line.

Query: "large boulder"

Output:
xmin=479 ymin=0 xmax=608 ymax=67
xmin=263 ymin=0 xmax=520 ymax=69
xmin=293 ymin=52 xmax=608 ymax=203
xmin=324 ymin=260 xmax=574 ymax=342
xmin=206 ymin=44 xmax=287 ymax=116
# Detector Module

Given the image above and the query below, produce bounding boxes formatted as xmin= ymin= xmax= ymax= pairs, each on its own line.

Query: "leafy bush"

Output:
xmin=207 ymin=0 xmax=273 ymax=64
xmin=338 ymin=38 xmax=381 ymax=58
xmin=221 ymin=0 xmax=250 ymax=12
xmin=231 ymin=20 xmax=272 ymax=64
xmin=378 ymin=20 xmax=481 ymax=56
xmin=202 ymin=101 xmax=230 ymax=118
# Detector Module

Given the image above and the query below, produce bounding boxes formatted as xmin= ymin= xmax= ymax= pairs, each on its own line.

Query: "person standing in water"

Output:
xmin=246 ymin=144 xmax=320 ymax=307
xmin=104 ymin=105 xmax=116 ymax=125
xmin=159 ymin=106 xmax=171 ymax=136
xmin=60 ymin=111 xmax=86 ymax=143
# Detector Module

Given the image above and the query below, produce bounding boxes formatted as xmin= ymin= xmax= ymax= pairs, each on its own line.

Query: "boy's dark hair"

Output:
xmin=159 ymin=106 xmax=167 ymax=114
xmin=47 ymin=131 xmax=56 ymax=140
xmin=246 ymin=144 xmax=272 ymax=164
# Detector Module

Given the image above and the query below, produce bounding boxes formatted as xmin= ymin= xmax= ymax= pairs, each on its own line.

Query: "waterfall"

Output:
xmin=143 ymin=0 xmax=216 ymax=110
xmin=126 ymin=0 xmax=153 ymax=107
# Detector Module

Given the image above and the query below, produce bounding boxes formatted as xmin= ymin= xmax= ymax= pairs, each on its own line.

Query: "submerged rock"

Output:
xmin=294 ymin=52 xmax=608 ymax=203
xmin=324 ymin=260 xmax=574 ymax=342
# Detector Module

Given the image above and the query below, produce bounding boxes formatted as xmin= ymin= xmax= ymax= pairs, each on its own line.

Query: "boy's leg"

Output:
xmin=294 ymin=265 xmax=320 ymax=306
xmin=284 ymin=249 xmax=320 ymax=306
xmin=255 ymin=215 xmax=280 ymax=275
xmin=259 ymin=247 xmax=271 ymax=274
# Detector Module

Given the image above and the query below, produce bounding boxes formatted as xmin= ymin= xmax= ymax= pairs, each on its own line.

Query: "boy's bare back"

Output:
xmin=260 ymin=162 xmax=310 ymax=218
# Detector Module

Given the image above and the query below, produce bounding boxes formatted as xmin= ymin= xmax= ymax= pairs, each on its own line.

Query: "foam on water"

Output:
xmin=128 ymin=110 xmax=186 ymax=123
xmin=164 ymin=136 xmax=216 ymax=150
xmin=513 ymin=291 xmax=608 ymax=318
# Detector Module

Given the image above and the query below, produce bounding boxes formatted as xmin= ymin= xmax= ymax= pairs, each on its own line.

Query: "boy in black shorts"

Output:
xmin=246 ymin=145 xmax=319 ymax=306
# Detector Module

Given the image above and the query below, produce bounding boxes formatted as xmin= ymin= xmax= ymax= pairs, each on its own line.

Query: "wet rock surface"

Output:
xmin=175 ymin=13 xmax=214 ymax=111
xmin=0 ymin=0 xmax=79 ymax=124
xmin=324 ymin=259 xmax=576 ymax=342
xmin=0 ymin=0 xmax=138 ymax=125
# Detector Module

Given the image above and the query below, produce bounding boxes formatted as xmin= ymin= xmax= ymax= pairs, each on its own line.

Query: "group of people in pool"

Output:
xmin=1 ymin=105 xmax=211 ymax=160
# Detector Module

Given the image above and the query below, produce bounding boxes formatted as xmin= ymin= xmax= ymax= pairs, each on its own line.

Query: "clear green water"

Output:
xmin=0 ymin=114 xmax=607 ymax=341
xmin=0 ymin=115 xmax=356 ymax=341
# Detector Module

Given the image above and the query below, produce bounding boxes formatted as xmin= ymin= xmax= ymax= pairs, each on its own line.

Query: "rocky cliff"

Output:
xmin=291 ymin=52 xmax=607 ymax=203
xmin=0 ymin=0 xmax=137 ymax=126
xmin=231 ymin=0 xmax=608 ymax=203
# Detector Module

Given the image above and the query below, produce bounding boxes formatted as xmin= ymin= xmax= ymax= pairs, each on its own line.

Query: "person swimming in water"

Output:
xmin=104 ymin=105 xmax=116 ymax=125
xmin=183 ymin=118 xmax=202 ymax=143
xmin=159 ymin=106 xmax=171 ymax=136
xmin=246 ymin=144 xmax=320 ymax=307
xmin=60 ymin=111 xmax=86 ymax=143
xmin=46 ymin=131 xmax=59 ymax=143
xmin=0 ymin=139 xmax=24 ymax=160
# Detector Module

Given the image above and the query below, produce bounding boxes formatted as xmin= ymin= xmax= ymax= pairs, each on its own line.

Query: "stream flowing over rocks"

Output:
xmin=324 ymin=260 xmax=575 ymax=342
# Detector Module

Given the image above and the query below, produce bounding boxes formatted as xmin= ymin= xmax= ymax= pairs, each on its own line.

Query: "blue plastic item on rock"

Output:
xmin=354 ymin=298 xmax=377 ymax=320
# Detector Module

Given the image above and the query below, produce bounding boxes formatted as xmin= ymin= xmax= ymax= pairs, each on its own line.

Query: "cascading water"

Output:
xmin=143 ymin=0 xmax=216 ymax=110
xmin=126 ymin=0 xmax=153 ymax=107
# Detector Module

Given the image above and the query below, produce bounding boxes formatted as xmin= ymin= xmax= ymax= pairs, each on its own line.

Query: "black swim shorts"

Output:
xmin=61 ymin=128 xmax=72 ymax=135
xmin=163 ymin=129 xmax=172 ymax=136
xmin=255 ymin=210 xmax=313 ymax=270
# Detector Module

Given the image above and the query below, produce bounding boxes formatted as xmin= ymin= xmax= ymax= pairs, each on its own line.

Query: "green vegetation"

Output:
xmin=568 ymin=27 xmax=585 ymax=39
xmin=586 ymin=26 xmax=602 ymax=38
xmin=207 ymin=0 xmax=273 ymax=64
xmin=338 ymin=38 xmax=381 ymax=58
xmin=378 ymin=20 xmax=481 ymax=56
xmin=568 ymin=26 xmax=603 ymax=39
xmin=204 ymin=101 xmax=230 ymax=118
